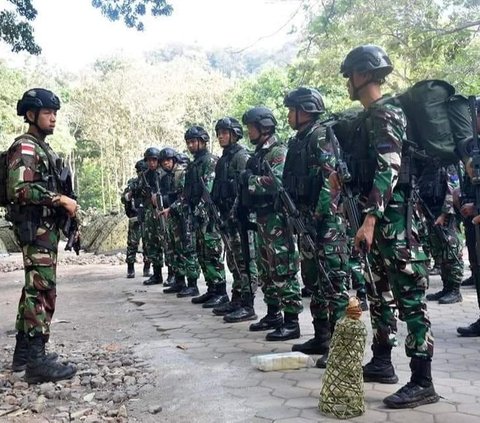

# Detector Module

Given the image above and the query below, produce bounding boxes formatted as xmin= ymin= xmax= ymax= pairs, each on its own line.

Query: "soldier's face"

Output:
xmin=287 ymin=107 xmax=310 ymax=129
xmin=33 ymin=108 xmax=57 ymax=135
xmin=186 ymin=138 xmax=205 ymax=154
xmin=147 ymin=157 xmax=158 ymax=170
xmin=161 ymin=158 xmax=174 ymax=171
xmin=246 ymin=124 xmax=261 ymax=144
xmin=217 ymin=129 xmax=233 ymax=148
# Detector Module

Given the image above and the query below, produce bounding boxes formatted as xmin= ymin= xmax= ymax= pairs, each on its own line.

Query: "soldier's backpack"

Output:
xmin=0 ymin=150 xmax=10 ymax=206
xmin=390 ymin=79 xmax=472 ymax=164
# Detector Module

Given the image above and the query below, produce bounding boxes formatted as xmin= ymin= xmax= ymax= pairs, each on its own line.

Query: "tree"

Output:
xmin=0 ymin=0 xmax=173 ymax=55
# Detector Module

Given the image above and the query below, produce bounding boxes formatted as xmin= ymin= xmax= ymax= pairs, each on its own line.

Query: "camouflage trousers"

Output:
xmin=14 ymin=218 xmax=59 ymax=337
xmin=194 ymin=220 xmax=226 ymax=288
xmin=126 ymin=217 xmax=148 ymax=264
xmin=421 ymin=215 xmax=463 ymax=290
xmin=366 ymin=204 xmax=433 ymax=359
xmin=142 ymin=206 xmax=164 ymax=270
xmin=224 ymin=221 xmax=258 ymax=297
xmin=301 ymin=214 xmax=349 ymax=325
xmin=256 ymin=211 xmax=302 ymax=315
xmin=347 ymin=227 xmax=367 ymax=293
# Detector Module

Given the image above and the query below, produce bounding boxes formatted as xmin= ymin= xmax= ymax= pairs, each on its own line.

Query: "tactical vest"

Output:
xmin=211 ymin=144 xmax=243 ymax=214
xmin=184 ymin=150 xmax=210 ymax=207
xmin=417 ymin=163 xmax=447 ymax=207
xmin=283 ymin=122 xmax=324 ymax=208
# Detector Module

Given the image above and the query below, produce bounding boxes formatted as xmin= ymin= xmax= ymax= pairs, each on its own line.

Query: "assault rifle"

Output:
xmin=327 ymin=125 xmax=377 ymax=296
xmin=469 ymin=95 xmax=480 ymax=266
xmin=153 ymin=177 xmax=167 ymax=236
xmin=263 ymin=160 xmax=335 ymax=296
xmin=199 ymin=178 xmax=242 ymax=278
xmin=58 ymin=166 xmax=81 ymax=255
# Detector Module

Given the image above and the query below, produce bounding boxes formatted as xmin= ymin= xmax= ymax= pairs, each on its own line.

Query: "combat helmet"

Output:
xmin=284 ymin=87 xmax=325 ymax=114
xmin=215 ymin=117 xmax=243 ymax=139
xmin=135 ymin=159 xmax=147 ymax=172
xmin=242 ymin=106 xmax=277 ymax=128
xmin=159 ymin=147 xmax=178 ymax=162
xmin=17 ymin=88 xmax=61 ymax=116
xmin=184 ymin=126 xmax=210 ymax=142
xmin=340 ymin=45 xmax=393 ymax=79
xmin=144 ymin=147 xmax=161 ymax=160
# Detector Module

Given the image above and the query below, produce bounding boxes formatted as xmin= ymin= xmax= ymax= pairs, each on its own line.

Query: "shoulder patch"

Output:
xmin=21 ymin=143 xmax=35 ymax=156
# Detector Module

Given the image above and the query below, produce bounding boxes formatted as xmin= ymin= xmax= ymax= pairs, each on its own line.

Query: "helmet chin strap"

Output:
xmin=350 ymin=76 xmax=373 ymax=101
xmin=26 ymin=110 xmax=49 ymax=138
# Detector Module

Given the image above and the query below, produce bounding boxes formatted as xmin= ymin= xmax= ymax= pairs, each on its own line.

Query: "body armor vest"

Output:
xmin=184 ymin=149 xmax=210 ymax=207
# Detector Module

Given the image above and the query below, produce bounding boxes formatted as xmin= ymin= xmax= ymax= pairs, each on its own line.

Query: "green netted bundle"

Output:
xmin=319 ymin=297 xmax=368 ymax=419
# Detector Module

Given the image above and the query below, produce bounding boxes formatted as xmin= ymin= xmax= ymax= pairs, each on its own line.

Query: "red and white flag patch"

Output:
xmin=21 ymin=143 xmax=35 ymax=156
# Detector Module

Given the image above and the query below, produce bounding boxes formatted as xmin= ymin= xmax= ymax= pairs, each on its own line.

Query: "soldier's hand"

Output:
xmin=328 ymin=171 xmax=341 ymax=191
xmin=473 ymin=214 xmax=480 ymax=225
xmin=159 ymin=207 xmax=170 ymax=218
xmin=125 ymin=191 xmax=132 ymax=201
xmin=151 ymin=194 xmax=158 ymax=208
xmin=354 ymin=215 xmax=376 ymax=253
xmin=59 ymin=195 xmax=78 ymax=218
xmin=434 ymin=213 xmax=447 ymax=226
xmin=460 ymin=203 xmax=476 ymax=218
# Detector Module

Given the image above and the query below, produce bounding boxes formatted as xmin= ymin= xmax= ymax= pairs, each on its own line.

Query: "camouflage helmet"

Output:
xmin=242 ymin=106 xmax=277 ymax=128
xmin=159 ymin=147 xmax=178 ymax=161
xmin=144 ymin=147 xmax=161 ymax=160
xmin=340 ymin=45 xmax=393 ymax=79
xmin=215 ymin=117 xmax=243 ymax=139
xmin=184 ymin=126 xmax=210 ymax=142
xmin=17 ymin=88 xmax=61 ymax=116
xmin=283 ymin=87 xmax=325 ymax=114
xmin=135 ymin=159 xmax=147 ymax=172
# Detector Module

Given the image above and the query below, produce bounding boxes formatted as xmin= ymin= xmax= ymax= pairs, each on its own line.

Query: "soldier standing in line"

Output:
xmin=6 ymin=88 xmax=77 ymax=382
xmin=139 ymin=147 xmax=165 ymax=286
xmin=419 ymin=164 xmax=464 ymax=304
xmin=182 ymin=126 xmax=228 ymax=308
xmin=157 ymin=147 xmax=197 ymax=296
xmin=338 ymin=45 xmax=438 ymax=408
xmin=210 ymin=117 xmax=259 ymax=322
xmin=282 ymin=87 xmax=349 ymax=367
xmin=121 ymin=159 xmax=152 ymax=279
xmin=239 ymin=106 xmax=303 ymax=341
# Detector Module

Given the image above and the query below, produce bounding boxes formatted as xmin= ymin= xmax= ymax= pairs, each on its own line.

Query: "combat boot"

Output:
xmin=223 ymin=293 xmax=257 ymax=323
xmin=266 ymin=312 xmax=301 ymax=341
xmin=292 ymin=319 xmax=330 ymax=355
xmin=249 ymin=305 xmax=283 ymax=331
xmin=213 ymin=291 xmax=241 ymax=316
xmin=428 ymin=265 xmax=441 ymax=276
xmin=12 ymin=332 xmax=58 ymax=372
xmin=126 ymin=263 xmax=135 ymax=279
xmin=143 ymin=266 xmax=163 ymax=286
xmin=203 ymin=283 xmax=229 ymax=308
xmin=438 ymin=288 xmax=462 ymax=304
xmin=143 ymin=261 xmax=152 ymax=277
xmin=163 ymin=275 xmax=186 ymax=294
xmin=176 ymin=277 xmax=199 ymax=297
xmin=383 ymin=357 xmax=439 ymax=409
xmin=461 ymin=275 xmax=475 ymax=286
xmin=164 ymin=267 xmax=176 ymax=287
xmin=363 ymin=344 xmax=398 ymax=384
xmin=357 ymin=289 xmax=369 ymax=311
xmin=25 ymin=335 xmax=76 ymax=384
xmin=192 ymin=286 xmax=216 ymax=304
xmin=316 ymin=350 xmax=329 ymax=369
xmin=457 ymin=317 xmax=480 ymax=336
xmin=425 ymin=288 xmax=447 ymax=301
xmin=301 ymin=286 xmax=313 ymax=298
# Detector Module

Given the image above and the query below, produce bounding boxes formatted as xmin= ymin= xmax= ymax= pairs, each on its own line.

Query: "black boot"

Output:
xmin=292 ymin=319 xmax=330 ymax=355
xmin=383 ymin=357 xmax=439 ymax=409
xmin=126 ymin=263 xmax=135 ymax=279
xmin=163 ymin=275 xmax=186 ymax=294
xmin=224 ymin=293 xmax=257 ymax=323
xmin=266 ymin=312 xmax=301 ymax=341
xmin=191 ymin=286 xmax=216 ymax=304
xmin=357 ymin=289 xmax=369 ymax=311
xmin=176 ymin=277 xmax=199 ymax=297
xmin=461 ymin=275 xmax=475 ymax=286
xmin=363 ymin=344 xmax=398 ymax=383
xmin=438 ymin=288 xmax=462 ymax=304
xmin=249 ymin=305 xmax=283 ymax=331
xmin=143 ymin=266 xmax=163 ymax=286
xmin=12 ymin=332 xmax=58 ymax=372
xmin=457 ymin=317 xmax=480 ymax=336
xmin=316 ymin=349 xmax=330 ymax=369
xmin=301 ymin=286 xmax=313 ymax=298
xmin=143 ymin=261 xmax=152 ymax=277
xmin=25 ymin=335 xmax=76 ymax=384
xmin=163 ymin=267 xmax=176 ymax=287
xmin=425 ymin=288 xmax=446 ymax=301
xmin=213 ymin=291 xmax=241 ymax=316
xmin=203 ymin=283 xmax=229 ymax=308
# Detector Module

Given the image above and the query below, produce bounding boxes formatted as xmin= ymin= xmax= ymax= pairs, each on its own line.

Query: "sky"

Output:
xmin=1 ymin=0 xmax=305 ymax=71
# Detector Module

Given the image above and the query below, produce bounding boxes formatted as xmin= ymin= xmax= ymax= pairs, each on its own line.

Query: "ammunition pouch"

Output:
xmin=7 ymin=205 xmax=42 ymax=245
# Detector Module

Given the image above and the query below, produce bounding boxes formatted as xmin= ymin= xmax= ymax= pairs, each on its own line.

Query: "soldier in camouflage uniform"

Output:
xmin=239 ymin=106 xmax=303 ymax=341
xmin=339 ymin=45 xmax=438 ymax=408
xmin=138 ymin=147 xmax=165 ymax=286
xmin=419 ymin=164 xmax=464 ymax=304
xmin=182 ymin=126 xmax=228 ymax=308
xmin=6 ymin=88 xmax=77 ymax=383
xmin=158 ymin=147 xmax=198 ymax=296
xmin=282 ymin=87 xmax=349 ymax=366
xmin=120 ymin=159 xmax=151 ymax=279
xmin=211 ymin=117 xmax=259 ymax=322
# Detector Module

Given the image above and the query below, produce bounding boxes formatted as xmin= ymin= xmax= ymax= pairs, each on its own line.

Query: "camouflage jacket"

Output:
xmin=121 ymin=176 xmax=143 ymax=217
xmin=161 ymin=162 xmax=187 ymax=210
xmin=137 ymin=169 xmax=163 ymax=208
